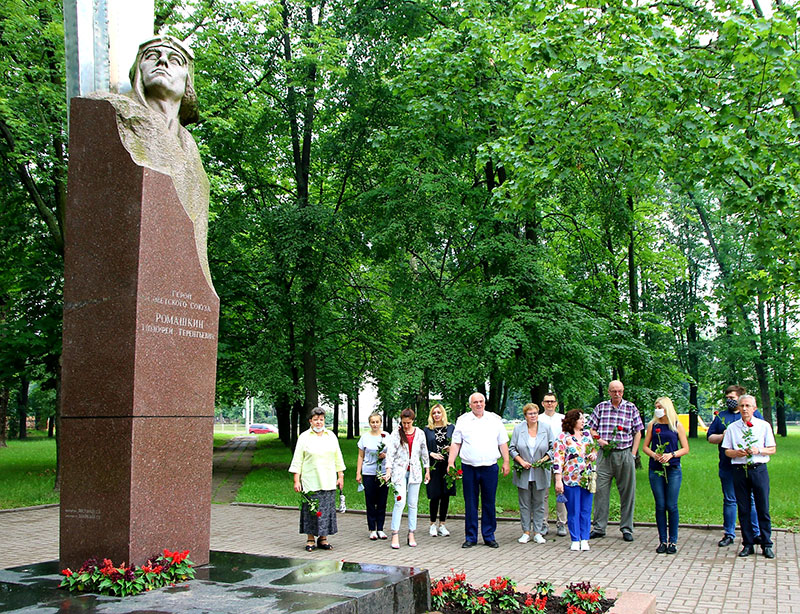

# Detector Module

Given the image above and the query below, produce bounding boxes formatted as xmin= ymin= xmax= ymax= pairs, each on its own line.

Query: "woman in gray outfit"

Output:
xmin=509 ymin=403 xmax=554 ymax=544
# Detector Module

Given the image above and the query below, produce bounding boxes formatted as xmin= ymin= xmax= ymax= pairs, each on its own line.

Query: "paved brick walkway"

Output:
xmin=211 ymin=435 xmax=256 ymax=503
xmin=1 ymin=504 xmax=797 ymax=614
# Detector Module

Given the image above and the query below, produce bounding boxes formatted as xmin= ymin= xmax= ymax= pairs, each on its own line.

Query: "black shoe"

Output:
xmin=738 ymin=545 xmax=755 ymax=557
xmin=718 ymin=535 xmax=734 ymax=547
xmin=462 ymin=541 xmax=476 ymax=548
xmin=666 ymin=543 xmax=677 ymax=554
xmin=762 ymin=547 xmax=775 ymax=559
xmin=622 ymin=532 xmax=634 ymax=542
xmin=589 ymin=531 xmax=605 ymax=539
xmin=484 ymin=540 xmax=499 ymax=548
xmin=656 ymin=543 xmax=667 ymax=554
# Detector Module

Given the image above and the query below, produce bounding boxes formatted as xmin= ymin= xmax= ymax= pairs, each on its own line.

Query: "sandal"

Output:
xmin=305 ymin=538 xmax=316 ymax=552
xmin=317 ymin=538 xmax=333 ymax=550
xmin=408 ymin=531 xmax=417 ymax=547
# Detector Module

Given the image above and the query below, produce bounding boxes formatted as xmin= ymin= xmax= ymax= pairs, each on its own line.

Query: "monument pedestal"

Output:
xmin=60 ymin=98 xmax=219 ymax=568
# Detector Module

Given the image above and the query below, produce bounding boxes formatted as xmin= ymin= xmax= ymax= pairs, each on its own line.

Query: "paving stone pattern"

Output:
xmin=1 ymin=504 xmax=798 ymax=614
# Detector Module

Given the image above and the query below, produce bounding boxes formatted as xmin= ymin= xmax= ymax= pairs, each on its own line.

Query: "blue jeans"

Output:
xmin=390 ymin=470 xmax=421 ymax=532
xmin=563 ymin=484 xmax=593 ymax=542
xmin=462 ymin=464 xmax=499 ymax=543
xmin=649 ymin=465 xmax=682 ymax=544
xmin=719 ymin=467 xmax=759 ymax=539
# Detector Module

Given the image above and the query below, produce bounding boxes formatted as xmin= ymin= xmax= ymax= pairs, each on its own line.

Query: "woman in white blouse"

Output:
xmin=384 ymin=408 xmax=430 ymax=549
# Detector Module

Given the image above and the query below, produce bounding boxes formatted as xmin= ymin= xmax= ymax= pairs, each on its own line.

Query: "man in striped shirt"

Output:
xmin=586 ymin=380 xmax=643 ymax=542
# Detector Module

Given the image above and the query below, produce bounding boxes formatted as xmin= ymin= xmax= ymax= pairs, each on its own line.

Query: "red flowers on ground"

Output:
xmin=163 ymin=549 xmax=190 ymax=565
xmin=61 ymin=568 xmax=73 ymax=577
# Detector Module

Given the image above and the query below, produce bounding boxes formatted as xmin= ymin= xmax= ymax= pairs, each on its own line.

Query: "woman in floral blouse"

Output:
xmin=553 ymin=409 xmax=598 ymax=552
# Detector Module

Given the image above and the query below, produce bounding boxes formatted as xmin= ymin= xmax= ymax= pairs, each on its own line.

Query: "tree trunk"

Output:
xmin=353 ymin=389 xmax=360 ymax=438
xmin=486 ymin=371 xmax=502 ymax=415
xmin=627 ymin=194 xmax=639 ymax=338
xmin=529 ymin=382 xmax=549 ymax=407
xmin=346 ymin=394 xmax=354 ymax=439
xmin=17 ymin=376 xmax=29 ymax=439
xmin=333 ymin=398 xmax=340 ymax=436
xmin=276 ymin=392 xmax=292 ymax=447
xmin=687 ymin=321 xmax=699 ymax=438
xmin=691 ymin=192 xmax=773 ymax=425
xmin=302 ymin=345 xmax=318 ymax=414
xmin=290 ymin=398 xmax=303 ymax=449
xmin=0 ymin=386 xmax=8 ymax=447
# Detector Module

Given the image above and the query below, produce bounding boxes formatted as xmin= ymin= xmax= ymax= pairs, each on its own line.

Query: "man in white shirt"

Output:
xmin=538 ymin=392 xmax=567 ymax=537
xmin=448 ymin=392 xmax=510 ymax=548
xmin=721 ymin=395 xmax=776 ymax=559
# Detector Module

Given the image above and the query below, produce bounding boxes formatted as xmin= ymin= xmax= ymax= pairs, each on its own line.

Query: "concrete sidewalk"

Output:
xmin=1 ymin=504 xmax=797 ymax=614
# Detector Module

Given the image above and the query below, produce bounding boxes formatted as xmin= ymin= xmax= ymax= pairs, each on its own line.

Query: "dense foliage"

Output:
xmin=1 ymin=0 xmax=798 ymax=447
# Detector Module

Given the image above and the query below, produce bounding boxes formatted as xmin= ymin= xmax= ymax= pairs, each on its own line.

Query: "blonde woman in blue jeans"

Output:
xmin=384 ymin=408 xmax=430 ymax=549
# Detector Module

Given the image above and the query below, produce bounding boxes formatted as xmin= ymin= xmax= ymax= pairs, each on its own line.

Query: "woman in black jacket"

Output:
xmin=423 ymin=403 xmax=456 ymax=537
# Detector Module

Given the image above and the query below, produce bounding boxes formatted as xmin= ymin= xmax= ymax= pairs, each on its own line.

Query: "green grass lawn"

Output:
xmin=0 ymin=432 xmax=59 ymax=509
xmin=3 ymin=426 xmax=798 ymax=529
xmin=237 ymin=426 xmax=800 ymax=529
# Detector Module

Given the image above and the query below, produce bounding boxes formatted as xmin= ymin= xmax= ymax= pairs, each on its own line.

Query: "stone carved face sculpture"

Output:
xmin=129 ymin=35 xmax=199 ymax=126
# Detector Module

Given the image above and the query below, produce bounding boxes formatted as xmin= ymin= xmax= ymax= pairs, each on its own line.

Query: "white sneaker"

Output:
xmin=429 ymin=524 xmax=438 ymax=537
xmin=377 ymin=531 xmax=388 ymax=540
xmin=533 ymin=533 xmax=546 ymax=544
xmin=518 ymin=533 xmax=531 ymax=544
xmin=580 ymin=540 xmax=590 ymax=551
xmin=438 ymin=525 xmax=450 ymax=537
xmin=369 ymin=531 xmax=378 ymax=540
xmin=570 ymin=541 xmax=580 ymax=551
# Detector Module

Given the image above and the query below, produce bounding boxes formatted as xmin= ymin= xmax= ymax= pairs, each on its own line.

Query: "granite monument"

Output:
xmin=60 ymin=36 xmax=218 ymax=569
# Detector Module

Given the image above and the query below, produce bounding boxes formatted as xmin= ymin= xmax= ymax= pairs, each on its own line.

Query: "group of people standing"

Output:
xmin=289 ymin=380 xmax=778 ymax=560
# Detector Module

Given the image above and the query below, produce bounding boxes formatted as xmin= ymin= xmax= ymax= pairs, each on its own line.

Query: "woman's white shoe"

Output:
xmin=533 ymin=533 xmax=546 ymax=544
xmin=570 ymin=541 xmax=580 ymax=551
xmin=580 ymin=540 xmax=590 ymax=551
xmin=518 ymin=533 xmax=531 ymax=544
xmin=438 ymin=525 xmax=450 ymax=537
xmin=429 ymin=524 xmax=438 ymax=537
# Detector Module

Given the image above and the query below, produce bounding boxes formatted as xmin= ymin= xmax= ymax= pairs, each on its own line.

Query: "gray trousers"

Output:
xmin=518 ymin=483 xmax=548 ymax=534
xmin=592 ymin=447 xmax=636 ymax=535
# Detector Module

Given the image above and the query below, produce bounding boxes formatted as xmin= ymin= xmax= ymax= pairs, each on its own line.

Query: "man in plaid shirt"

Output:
xmin=586 ymin=380 xmax=644 ymax=541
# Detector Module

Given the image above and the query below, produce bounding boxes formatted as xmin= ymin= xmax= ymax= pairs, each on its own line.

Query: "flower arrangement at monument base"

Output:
xmin=59 ymin=549 xmax=195 ymax=597
xmin=430 ymin=572 xmax=614 ymax=614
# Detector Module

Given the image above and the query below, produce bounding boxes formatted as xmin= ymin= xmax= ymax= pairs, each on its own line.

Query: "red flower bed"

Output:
xmin=430 ymin=573 xmax=614 ymax=614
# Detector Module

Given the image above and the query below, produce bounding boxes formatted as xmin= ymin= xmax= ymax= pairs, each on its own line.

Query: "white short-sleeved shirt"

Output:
xmin=722 ymin=417 xmax=776 ymax=465
xmin=539 ymin=411 xmax=564 ymax=437
xmin=452 ymin=411 xmax=509 ymax=467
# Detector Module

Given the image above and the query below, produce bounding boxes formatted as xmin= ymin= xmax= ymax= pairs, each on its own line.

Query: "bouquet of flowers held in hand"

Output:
xmin=430 ymin=444 xmax=450 ymax=471
xmin=445 ymin=465 xmax=463 ymax=490
xmin=652 ymin=427 xmax=670 ymax=483
xmin=738 ymin=422 xmax=758 ymax=478
xmin=299 ymin=491 xmax=321 ymax=517
xmin=378 ymin=472 xmax=397 ymax=498
xmin=376 ymin=434 xmax=387 ymax=471
xmin=601 ymin=425 xmax=625 ymax=456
